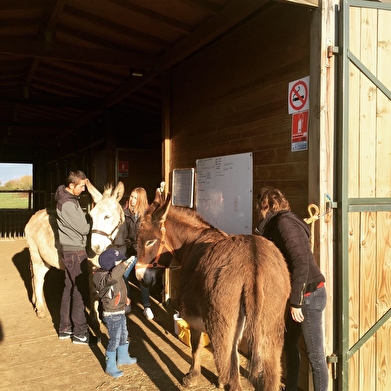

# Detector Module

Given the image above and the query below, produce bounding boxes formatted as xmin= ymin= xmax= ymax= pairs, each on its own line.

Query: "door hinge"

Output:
xmin=327 ymin=353 xmax=338 ymax=379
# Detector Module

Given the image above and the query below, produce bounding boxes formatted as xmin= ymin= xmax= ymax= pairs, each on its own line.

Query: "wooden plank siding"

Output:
xmin=347 ymin=6 xmax=391 ymax=391
xmin=167 ymin=3 xmax=314 ymax=390
xmin=170 ymin=2 xmax=312 ymax=219
xmin=376 ymin=10 xmax=391 ymax=391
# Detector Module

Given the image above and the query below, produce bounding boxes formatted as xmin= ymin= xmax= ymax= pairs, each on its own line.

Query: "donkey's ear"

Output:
xmin=160 ymin=193 xmax=171 ymax=222
xmin=146 ymin=187 xmax=165 ymax=215
xmin=152 ymin=193 xmax=171 ymax=223
xmin=113 ymin=182 xmax=125 ymax=202
xmin=85 ymin=178 xmax=102 ymax=203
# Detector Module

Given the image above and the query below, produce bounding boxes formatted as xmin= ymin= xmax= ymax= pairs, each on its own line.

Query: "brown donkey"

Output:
xmin=135 ymin=191 xmax=290 ymax=391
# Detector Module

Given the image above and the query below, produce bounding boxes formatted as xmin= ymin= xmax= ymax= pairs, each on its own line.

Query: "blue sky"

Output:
xmin=0 ymin=163 xmax=33 ymax=184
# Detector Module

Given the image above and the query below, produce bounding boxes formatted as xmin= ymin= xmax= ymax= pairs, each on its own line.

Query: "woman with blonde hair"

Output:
xmin=123 ymin=187 xmax=154 ymax=320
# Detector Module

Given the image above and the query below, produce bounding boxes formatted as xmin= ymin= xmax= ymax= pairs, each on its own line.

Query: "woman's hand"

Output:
xmin=290 ymin=306 xmax=304 ymax=323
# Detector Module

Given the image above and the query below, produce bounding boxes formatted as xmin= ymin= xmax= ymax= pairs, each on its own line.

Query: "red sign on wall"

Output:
xmin=291 ymin=111 xmax=308 ymax=151
xmin=118 ymin=161 xmax=129 ymax=177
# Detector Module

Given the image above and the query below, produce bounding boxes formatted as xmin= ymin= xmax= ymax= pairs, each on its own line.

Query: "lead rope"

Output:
xmin=304 ymin=204 xmax=320 ymax=254
xmin=304 ymin=201 xmax=334 ymax=253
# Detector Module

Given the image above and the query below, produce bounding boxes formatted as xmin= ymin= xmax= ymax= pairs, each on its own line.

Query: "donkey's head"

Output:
xmin=135 ymin=188 xmax=171 ymax=287
xmin=87 ymin=180 xmax=125 ymax=255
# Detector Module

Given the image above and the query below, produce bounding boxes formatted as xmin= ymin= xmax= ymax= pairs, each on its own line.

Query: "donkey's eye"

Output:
xmin=146 ymin=239 xmax=156 ymax=247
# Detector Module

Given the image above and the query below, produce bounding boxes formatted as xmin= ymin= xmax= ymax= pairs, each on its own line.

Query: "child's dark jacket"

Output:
xmin=93 ymin=262 xmax=128 ymax=313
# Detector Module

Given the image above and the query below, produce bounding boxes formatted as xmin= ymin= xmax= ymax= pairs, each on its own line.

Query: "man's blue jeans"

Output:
xmin=103 ymin=313 xmax=128 ymax=352
xmin=284 ymin=286 xmax=328 ymax=391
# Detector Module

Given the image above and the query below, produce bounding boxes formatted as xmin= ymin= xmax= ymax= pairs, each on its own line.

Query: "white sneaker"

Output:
xmin=143 ymin=307 xmax=154 ymax=320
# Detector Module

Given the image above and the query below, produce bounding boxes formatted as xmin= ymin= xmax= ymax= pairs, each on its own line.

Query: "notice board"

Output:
xmin=196 ymin=152 xmax=253 ymax=234
xmin=172 ymin=168 xmax=194 ymax=207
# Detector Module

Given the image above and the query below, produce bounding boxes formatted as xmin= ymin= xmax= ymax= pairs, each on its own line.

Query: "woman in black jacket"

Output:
xmin=123 ymin=187 xmax=154 ymax=320
xmin=255 ymin=186 xmax=328 ymax=391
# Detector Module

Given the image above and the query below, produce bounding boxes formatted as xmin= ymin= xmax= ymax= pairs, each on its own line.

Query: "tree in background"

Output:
xmin=0 ymin=175 xmax=32 ymax=190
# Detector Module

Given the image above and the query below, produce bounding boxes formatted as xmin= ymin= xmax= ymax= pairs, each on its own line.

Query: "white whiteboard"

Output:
xmin=196 ymin=152 xmax=253 ymax=234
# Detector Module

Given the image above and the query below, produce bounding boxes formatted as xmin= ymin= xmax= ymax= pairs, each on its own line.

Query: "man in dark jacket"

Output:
xmin=55 ymin=170 xmax=98 ymax=345
xmin=255 ymin=186 xmax=328 ymax=391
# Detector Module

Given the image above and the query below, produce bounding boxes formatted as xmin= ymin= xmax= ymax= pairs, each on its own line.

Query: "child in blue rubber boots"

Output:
xmin=93 ymin=248 xmax=138 ymax=378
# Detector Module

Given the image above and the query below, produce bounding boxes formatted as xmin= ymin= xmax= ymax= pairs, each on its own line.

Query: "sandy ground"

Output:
xmin=0 ymin=239 xmax=254 ymax=391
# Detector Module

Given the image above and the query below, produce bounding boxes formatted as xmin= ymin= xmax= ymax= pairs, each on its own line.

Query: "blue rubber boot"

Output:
xmin=105 ymin=351 xmax=123 ymax=378
xmin=117 ymin=343 xmax=137 ymax=365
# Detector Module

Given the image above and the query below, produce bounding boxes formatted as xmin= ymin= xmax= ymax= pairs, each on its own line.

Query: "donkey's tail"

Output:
xmin=243 ymin=238 xmax=290 ymax=390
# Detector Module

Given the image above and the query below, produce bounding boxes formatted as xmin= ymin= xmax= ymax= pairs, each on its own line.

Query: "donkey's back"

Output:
xmin=180 ymin=233 xmax=290 ymax=391
xmin=25 ymin=209 xmax=62 ymax=269
xmin=25 ymin=209 xmax=63 ymax=318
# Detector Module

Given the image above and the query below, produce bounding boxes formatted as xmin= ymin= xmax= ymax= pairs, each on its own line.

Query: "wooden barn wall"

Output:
xmin=168 ymin=3 xmax=314 ymax=390
xmin=169 ymin=2 xmax=313 ymax=225
xmin=116 ymin=148 xmax=162 ymax=205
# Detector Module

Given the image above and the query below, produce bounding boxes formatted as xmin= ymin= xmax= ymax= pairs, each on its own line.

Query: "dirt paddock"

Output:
xmin=0 ymin=239 xmax=254 ymax=391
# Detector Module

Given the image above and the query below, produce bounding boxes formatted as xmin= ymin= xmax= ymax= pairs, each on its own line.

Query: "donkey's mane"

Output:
xmin=103 ymin=183 xmax=116 ymax=195
xmin=169 ymin=205 xmax=214 ymax=231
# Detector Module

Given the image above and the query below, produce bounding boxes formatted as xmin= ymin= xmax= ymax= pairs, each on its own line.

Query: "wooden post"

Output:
xmin=162 ymin=71 xmax=172 ymax=304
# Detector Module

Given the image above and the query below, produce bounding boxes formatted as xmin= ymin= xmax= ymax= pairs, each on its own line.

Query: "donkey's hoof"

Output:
xmin=182 ymin=373 xmax=198 ymax=387
xmin=35 ymin=308 xmax=46 ymax=318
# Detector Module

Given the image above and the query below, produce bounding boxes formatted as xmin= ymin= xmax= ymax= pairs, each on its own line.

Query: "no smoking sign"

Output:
xmin=288 ymin=76 xmax=310 ymax=114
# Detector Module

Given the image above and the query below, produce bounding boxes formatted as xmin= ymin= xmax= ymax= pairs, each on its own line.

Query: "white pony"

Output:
xmin=24 ymin=180 xmax=126 ymax=325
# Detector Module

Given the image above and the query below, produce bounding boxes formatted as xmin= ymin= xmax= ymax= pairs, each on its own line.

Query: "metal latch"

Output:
xmin=327 ymin=45 xmax=340 ymax=58
xmin=327 ymin=353 xmax=338 ymax=379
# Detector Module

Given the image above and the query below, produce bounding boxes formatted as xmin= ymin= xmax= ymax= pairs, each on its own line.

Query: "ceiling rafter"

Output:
xmin=0 ymin=37 xmax=157 ymax=68
xmin=177 ymin=0 xmax=223 ymax=13
xmin=80 ymin=0 xmax=269 ymax=117
xmin=0 ymin=0 xmax=272 ymax=161
xmin=106 ymin=0 xmax=194 ymax=35
xmin=62 ymin=5 xmax=172 ymax=49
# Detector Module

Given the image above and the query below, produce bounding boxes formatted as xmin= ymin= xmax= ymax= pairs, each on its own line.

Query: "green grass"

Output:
xmin=0 ymin=193 xmax=32 ymax=209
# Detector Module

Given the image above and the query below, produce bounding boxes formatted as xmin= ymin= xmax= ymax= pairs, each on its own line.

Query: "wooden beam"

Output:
xmin=0 ymin=120 xmax=73 ymax=129
xmin=177 ymin=0 xmax=222 ymax=13
xmin=0 ymin=38 xmax=157 ymax=69
xmin=64 ymin=5 xmax=171 ymax=49
xmin=103 ymin=0 xmax=268 ymax=107
xmin=0 ymin=96 xmax=101 ymax=109
xmin=45 ymin=0 xmax=66 ymax=32
xmin=159 ymin=0 xmax=269 ymax=70
xmin=106 ymin=0 xmax=193 ymax=34
xmin=0 ymin=0 xmax=52 ymax=10
xmin=76 ymin=0 xmax=268 ymax=126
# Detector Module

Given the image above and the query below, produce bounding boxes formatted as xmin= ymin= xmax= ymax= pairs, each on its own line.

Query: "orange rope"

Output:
xmin=304 ymin=204 xmax=319 ymax=253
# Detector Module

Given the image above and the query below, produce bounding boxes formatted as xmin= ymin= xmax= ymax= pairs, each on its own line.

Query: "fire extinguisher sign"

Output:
xmin=291 ymin=111 xmax=308 ymax=151
xmin=288 ymin=76 xmax=310 ymax=114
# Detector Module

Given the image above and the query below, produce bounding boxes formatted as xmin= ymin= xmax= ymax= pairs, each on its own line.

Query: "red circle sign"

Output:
xmin=289 ymin=81 xmax=308 ymax=111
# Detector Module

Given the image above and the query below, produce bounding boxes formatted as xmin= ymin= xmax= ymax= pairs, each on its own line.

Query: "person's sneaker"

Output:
xmin=143 ymin=307 xmax=154 ymax=320
xmin=58 ymin=330 xmax=73 ymax=340
xmin=72 ymin=333 xmax=101 ymax=346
